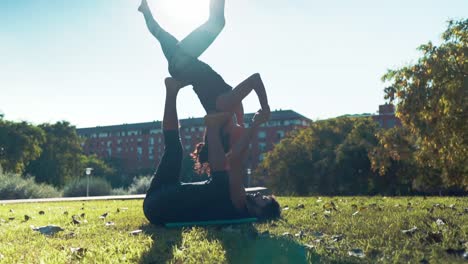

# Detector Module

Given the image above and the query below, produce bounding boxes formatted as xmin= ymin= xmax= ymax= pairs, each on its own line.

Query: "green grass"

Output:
xmin=0 ymin=197 xmax=467 ymax=263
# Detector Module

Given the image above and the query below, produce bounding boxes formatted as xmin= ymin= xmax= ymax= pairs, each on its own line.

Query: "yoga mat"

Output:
xmin=165 ymin=218 xmax=258 ymax=228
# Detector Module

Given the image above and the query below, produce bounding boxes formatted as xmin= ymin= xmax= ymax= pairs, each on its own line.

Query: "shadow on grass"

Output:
xmin=206 ymin=225 xmax=310 ymax=264
xmin=138 ymin=224 xmax=361 ymax=264
xmin=138 ymin=224 xmax=183 ymax=264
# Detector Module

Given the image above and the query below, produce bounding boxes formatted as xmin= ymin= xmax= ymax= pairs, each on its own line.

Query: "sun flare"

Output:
xmin=158 ymin=0 xmax=210 ymax=24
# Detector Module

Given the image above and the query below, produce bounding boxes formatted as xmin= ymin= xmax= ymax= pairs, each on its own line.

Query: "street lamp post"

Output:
xmin=247 ymin=168 xmax=252 ymax=187
xmin=85 ymin=168 xmax=93 ymax=197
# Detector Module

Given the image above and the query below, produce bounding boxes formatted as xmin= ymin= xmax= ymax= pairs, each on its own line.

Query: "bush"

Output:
xmin=127 ymin=175 xmax=153 ymax=194
xmin=110 ymin=187 xmax=128 ymax=196
xmin=63 ymin=177 xmax=112 ymax=197
xmin=0 ymin=172 xmax=62 ymax=200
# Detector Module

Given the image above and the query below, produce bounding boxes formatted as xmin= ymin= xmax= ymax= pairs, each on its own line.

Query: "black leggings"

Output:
xmin=143 ymin=130 xmax=245 ymax=224
xmin=152 ymin=24 xmax=232 ymax=113
xmin=146 ymin=130 xmax=182 ymax=192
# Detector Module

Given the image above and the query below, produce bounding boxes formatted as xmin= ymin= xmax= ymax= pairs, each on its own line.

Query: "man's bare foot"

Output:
xmin=165 ymin=77 xmax=188 ymax=95
xmin=138 ymin=0 xmax=148 ymax=13
xmin=204 ymin=112 xmax=232 ymax=128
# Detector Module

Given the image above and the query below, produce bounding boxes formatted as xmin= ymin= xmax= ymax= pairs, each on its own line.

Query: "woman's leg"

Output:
xmin=204 ymin=113 xmax=231 ymax=172
xmin=216 ymin=73 xmax=270 ymax=123
xmin=138 ymin=0 xmax=179 ymax=61
xmin=176 ymin=0 xmax=226 ymax=58
xmin=149 ymin=78 xmax=188 ymax=188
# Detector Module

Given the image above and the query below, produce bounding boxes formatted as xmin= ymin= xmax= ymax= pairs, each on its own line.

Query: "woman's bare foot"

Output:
xmin=165 ymin=77 xmax=188 ymax=95
xmin=138 ymin=0 xmax=149 ymax=13
xmin=204 ymin=112 xmax=232 ymax=129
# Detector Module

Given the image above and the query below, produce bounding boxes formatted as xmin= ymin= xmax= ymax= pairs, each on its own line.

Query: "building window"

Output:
xmin=99 ymin=132 xmax=108 ymax=138
xmin=277 ymin=130 xmax=285 ymax=140
xmin=185 ymin=135 xmax=191 ymax=140
xmin=258 ymin=131 xmax=266 ymax=139
xmin=259 ymin=142 xmax=266 ymax=152
xmin=117 ymin=147 xmax=122 ymax=153
xmin=259 ymin=154 xmax=265 ymax=161
xmin=137 ymin=147 xmax=143 ymax=155
xmin=150 ymin=129 xmax=162 ymax=135
xmin=149 ymin=147 xmax=154 ymax=155
xmin=199 ymin=127 xmax=204 ymax=132
xmin=107 ymin=148 xmax=112 ymax=157
xmin=149 ymin=155 xmax=154 ymax=160
xmin=185 ymin=145 xmax=191 ymax=151
xmin=149 ymin=138 xmax=154 ymax=145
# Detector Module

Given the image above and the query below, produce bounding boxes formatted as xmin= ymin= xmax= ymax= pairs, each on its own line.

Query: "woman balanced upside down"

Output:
xmin=138 ymin=0 xmax=270 ymax=126
xmin=143 ymin=78 xmax=280 ymax=224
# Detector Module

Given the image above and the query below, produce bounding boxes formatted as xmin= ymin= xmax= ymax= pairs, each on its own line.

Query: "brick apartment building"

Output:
xmin=77 ymin=110 xmax=312 ymax=175
xmin=372 ymin=103 xmax=401 ymax=128
xmin=76 ymin=105 xmax=400 ymax=179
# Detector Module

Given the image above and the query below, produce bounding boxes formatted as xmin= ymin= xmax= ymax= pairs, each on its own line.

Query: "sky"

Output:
xmin=0 ymin=0 xmax=466 ymax=128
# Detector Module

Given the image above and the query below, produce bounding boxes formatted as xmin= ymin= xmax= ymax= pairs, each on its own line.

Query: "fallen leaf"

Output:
xmin=80 ymin=213 xmax=86 ymax=218
xmin=24 ymin=215 xmax=31 ymax=221
xmin=282 ymin=232 xmax=292 ymax=238
xmin=352 ymin=211 xmax=359 ymax=216
xmin=105 ymin=222 xmax=115 ymax=227
xmin=129 ymin=230 xmax=143 ymax=236
xmin=402 ymin=226 xmax=418 ymax=236
xmin=323 ymin=201 xmax=337 ymax=211
xmin=449 ymin=204 xmax=456 ymax=210
xmin=304 ymin=244 xmax=314 ymax=250
xmin=65 ymin=232 xmax=77 ymax=238
xmin=311 ymin=212 xmax=317 ymax=217
xmin=331 ymin=234 xmax=344 ymax=242
xmin=71 ymin=216 xmax=81 ymax=225
xmin=99 ymin=212 xmax=109 ymax=219
xmin=70 ymin=247 xmax=87 ymax=258
xmin=8 ymin=217 xmax=14 ymax=221
xmin=38 ymin=211 xmax=45 ymax=215
xmin=295 ymin=230 xmax=305 ymax=239
xmin=282 ymin=206 xmax=289 ymax=211
xmin=32 ymin=225 xmax=64 ymax=236
xmin=348 ymin=249 xmax=365 ymax=258
xmin=295 ymin=204 xmax=305 ymax=209
xmin=436 ymin=219 xmax=445 ymax=226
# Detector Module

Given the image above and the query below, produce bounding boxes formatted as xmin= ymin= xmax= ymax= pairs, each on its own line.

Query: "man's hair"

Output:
xmin=191 ymin=129 xmax=230 ymax=175
xmin=246 ymin=194 xmax=281 ymax=220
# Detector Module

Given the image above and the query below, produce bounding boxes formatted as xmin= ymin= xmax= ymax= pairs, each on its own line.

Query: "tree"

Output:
xmin=258 ymin=117 xmax=389 ymax=195
xmin=26 ymin=122 xmax=83 ymax=187
xmin=79 ymin=154 xmax=116 ymax=185
xmin=0 ymin=120 xmax=45 ymax=173
xmin=382 ymin=19 xmax=467 ymax=189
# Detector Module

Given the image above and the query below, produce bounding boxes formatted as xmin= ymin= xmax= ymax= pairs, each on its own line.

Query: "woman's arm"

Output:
xmin=228 ymin=110 xmax=269 ymax=210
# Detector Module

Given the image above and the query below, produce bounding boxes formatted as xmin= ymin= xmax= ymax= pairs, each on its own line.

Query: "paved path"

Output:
xmin=0 ymin=187 xmax=269 ymax=204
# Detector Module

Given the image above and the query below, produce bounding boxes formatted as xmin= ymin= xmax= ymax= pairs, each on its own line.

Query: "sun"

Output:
xmin=157 ymin=0 xmax=210 ymax=26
